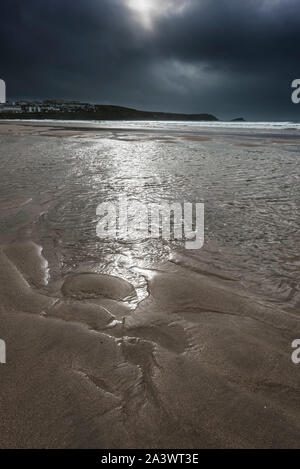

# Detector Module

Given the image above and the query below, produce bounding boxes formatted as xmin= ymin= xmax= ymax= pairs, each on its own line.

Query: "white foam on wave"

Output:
xmin=1 ymin=118 xmax=300 ymax=131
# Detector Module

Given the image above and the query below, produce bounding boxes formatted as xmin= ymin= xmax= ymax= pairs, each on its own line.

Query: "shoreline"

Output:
xmin=1 ymin=120 xmax=300 ymax=140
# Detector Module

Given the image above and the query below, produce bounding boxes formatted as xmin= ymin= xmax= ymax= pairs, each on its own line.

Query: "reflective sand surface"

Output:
xmin=1 ymin=122 xmax=300 ymax=305
xmin=0 ymin=121 xmax=300 ymax=448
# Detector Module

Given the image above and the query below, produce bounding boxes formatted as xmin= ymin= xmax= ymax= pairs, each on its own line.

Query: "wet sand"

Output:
xmin=0 ymin=121 xmax=300 ymax=448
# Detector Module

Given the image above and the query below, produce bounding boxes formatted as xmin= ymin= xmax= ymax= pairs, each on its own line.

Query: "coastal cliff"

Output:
xmin=0 ymin=104 xmax=218 ymax=121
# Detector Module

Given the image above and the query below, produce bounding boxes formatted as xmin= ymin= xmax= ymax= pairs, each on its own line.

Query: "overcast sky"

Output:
xmin=1 ymin=0 xmax=300 ymax=120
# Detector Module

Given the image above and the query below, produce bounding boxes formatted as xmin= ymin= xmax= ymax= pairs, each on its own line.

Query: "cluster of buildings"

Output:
xmin=0 ymin=100 xmax=96 ymax=114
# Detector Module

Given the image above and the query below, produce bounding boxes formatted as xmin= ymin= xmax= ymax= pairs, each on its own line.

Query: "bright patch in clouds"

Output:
xmin=125 ymin=0 xmax=191 ymax=29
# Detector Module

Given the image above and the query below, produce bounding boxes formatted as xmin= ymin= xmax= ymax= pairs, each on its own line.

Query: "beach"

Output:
xmin=0 ymin=120 xmax=300 ymax=448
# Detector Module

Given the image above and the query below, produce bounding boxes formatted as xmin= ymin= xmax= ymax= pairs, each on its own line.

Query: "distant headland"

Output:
xmin=0 ymin=100 xmax=219 ymax=121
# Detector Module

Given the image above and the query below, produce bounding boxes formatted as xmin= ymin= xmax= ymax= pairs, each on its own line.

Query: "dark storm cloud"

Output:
xmin=1 ymin=0 xmax=300 ymax=119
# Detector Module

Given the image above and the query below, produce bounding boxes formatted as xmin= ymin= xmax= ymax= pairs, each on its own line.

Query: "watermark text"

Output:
xmin=0 ymin=79 xmax=6 ymax=104
xmin=0 ymin=339 xmax=6 ymax=364
xmin=96 ymin=196 xmax=204 ymax=250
